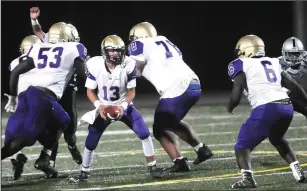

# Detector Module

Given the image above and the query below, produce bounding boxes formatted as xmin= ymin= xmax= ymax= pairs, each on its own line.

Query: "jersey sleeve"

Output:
xmin=76 ymin=43 xmax=87 ymax=60
xmin=125 ymin=58 xmax=137 ymax=89
xmin=84 ymin=57 xmax=98 ymax=89
xmin=127 ymin=40 xmax=146 ymax=62
xmin=8 ymin=57 xmax=21 ymax=71
xmin=228 ymin=59 xmax=243 ymax=80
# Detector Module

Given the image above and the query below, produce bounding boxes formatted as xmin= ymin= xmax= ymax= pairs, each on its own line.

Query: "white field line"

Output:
xmin=4 ymin=125 xmax=306 ymax=149
xmin=2 ymin=137 xmax=307 ymax=162
xmin=62 ymin=170 xmax=304 ymax=191
xmin=1 ymin=154 xmax=276 ymax=177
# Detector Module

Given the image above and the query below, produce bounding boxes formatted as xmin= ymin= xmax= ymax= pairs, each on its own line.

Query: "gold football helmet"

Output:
xmin=48 ymin=22 xmax=80 ymax=43
xmin=20 ymin=35 xmax=41 ymax=55
xmin=129 ymin=22 xmax=157 ymax=42
xmin=101 ymin=35 xmax=126 ymax=66
xmin=66 ymin=23 xmax=80 ymax=42
xmin=234 ymin=34 xmax=265 ymax=59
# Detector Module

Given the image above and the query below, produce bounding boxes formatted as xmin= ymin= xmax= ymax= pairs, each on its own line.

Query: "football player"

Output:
xmin=279 ymin=37 xmax=307 ymax=119
xmin=69 ymin=35 xmax=157 ymax=183
xmin=2 ymin=22 xmax=88 ymax=177
xmin=127 ymin=22 xmax=213 ymax=177
xmin=227 ymin=34 xmax=307 ymax=188
xmin=5 ymin=35 xmax=45 ymax=180
xmin=30 ymin=6 xmax=83 ymax=167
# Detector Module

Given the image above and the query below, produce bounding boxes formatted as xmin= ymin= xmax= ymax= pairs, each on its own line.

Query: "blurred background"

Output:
xmin=1 ymin=1 xmax=307 ymax=97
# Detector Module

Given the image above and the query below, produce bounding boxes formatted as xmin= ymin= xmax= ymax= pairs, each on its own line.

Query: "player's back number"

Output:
xmin=37 ymin=47 xmax=64 ymax=69
xmin=261 ymin=60 xmax=277 ymax=83
xmin=155 ymin=40 xmax=182 ymax=58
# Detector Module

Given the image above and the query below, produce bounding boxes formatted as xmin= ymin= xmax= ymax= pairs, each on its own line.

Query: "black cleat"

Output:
xmin=149 ymin=164 xmax=170 ymax=178
xmin=40 ymin=165 xmax=58 ymax=179
xmin=167 ymin=157 xmax=191 ymax=173
xmin=68 ymin=171 xmax=89 ymax=183
xmin=68 ymin=146 xmax=82 ymax=165
xmin=193 ymin=145 xmax=213 ymax=165
xmin=11 ymin=153 xmax=28 ymax=180
xmin=231 ymin=171 xmax=257 ymax=189
xmin=34 ymin=151 xmax=58 ymax=179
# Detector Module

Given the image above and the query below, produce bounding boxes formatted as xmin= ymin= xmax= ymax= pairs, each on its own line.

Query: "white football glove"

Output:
xmin=4 ymin=93 xmax=17 ymax=112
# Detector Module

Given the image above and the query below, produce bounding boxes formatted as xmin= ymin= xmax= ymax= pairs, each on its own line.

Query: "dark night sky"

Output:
xmin=1 ymin=1 xmax=293 ymax=95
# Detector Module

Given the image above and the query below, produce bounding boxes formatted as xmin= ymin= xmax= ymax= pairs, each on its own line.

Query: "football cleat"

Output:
xmin=193 ymin=145 xmax=214 ymax=165
xmin=68 ymin=146 xmax=83 ymax=165
xmin=68 ymin=171 xmax=89 ymax=183
xmin=231 ymin=170 xmax=257 ymax=189
xmin=11 ymin=153 xmax=28 ymax=180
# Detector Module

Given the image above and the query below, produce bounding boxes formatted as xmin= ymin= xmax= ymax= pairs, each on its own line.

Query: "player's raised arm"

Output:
xmin=9 ymin=56 xmax=35 ymax=96
xmin=30 ymin=7 xmax=45 ymax=41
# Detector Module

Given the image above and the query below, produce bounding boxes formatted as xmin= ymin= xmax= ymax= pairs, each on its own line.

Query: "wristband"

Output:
xmin=94 ymin=100 xmax=101 ymax=108
xmin=31 ymin=19 xmax=39 ymax=26
xmin=120 ymin=101 xmax=129 ymax=110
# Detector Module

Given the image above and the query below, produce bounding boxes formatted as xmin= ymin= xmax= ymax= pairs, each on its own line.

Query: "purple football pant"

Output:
xmin=85 ymin=104 xmax=150 ymax=151
xmin=235 ymin=103 xmax=294 ymax=151
xmin=4 ymin=86 xmax=70 ymax=147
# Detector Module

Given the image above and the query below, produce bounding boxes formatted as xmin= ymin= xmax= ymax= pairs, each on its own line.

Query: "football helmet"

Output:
xmin=48 ymin=22 xmax=80 ymax=43
xmin=129 ymin=22 xmax=157 ymax=42
xmin=282 ymin=37 xmax=305 ymax=67
xmin=66 ymin=23 xmax=80 ymax=42
xmin=234 ymin=34 xmax=265 ymax=59
xmin=101 ymin=35 xmax=126 ymax=66
xmin=20 ymin=35 xmax=41 ymax=55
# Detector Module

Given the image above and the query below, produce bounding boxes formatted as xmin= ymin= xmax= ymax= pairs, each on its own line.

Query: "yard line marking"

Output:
xmin=62 ymin=163 xmax=307 ymax=190
xmin=1 ymin=153 xmax=285 ymax=177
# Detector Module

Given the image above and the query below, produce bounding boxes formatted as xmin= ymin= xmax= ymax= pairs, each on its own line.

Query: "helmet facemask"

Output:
xmin=102 ymin=46 xmax=126 ymax=66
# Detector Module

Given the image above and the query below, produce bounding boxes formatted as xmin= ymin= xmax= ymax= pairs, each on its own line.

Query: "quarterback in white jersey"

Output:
xmin=127 ymin=22 xmax=213 ymax=178
xmin=227 ymin=35 xmax=306 ymax=189
xmin=69 ymin=35 xmax=156 ymax=183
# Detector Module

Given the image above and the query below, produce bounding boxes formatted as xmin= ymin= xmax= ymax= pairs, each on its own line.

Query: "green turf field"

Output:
xmin=1 ymin=104 xmax=307 ymax=190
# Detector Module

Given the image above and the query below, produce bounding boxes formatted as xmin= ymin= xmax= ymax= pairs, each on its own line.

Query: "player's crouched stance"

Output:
xmin=69 ymin=35 xmax=157 ymax=183
xmin=227 ymin=35 xmax=307 ymax=189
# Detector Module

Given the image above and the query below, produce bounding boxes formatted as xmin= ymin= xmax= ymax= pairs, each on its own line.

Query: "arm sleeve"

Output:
xmin=84 ymin=58 xmax=98 ymax=89
xmin=228 ymin=59 xmax=243 ymax=80
xmin=127 ymin=40 xmax=146 ymax=62
xmin=10 ymin=57 xmax=35 ymax=96
xmin=126 ymin=59 xmax=137 ymax=89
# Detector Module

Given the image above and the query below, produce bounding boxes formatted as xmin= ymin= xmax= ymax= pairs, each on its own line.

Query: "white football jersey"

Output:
xmin=228 ymin=57 xmax=289 ymax=108
xmin=9 ymin=54 xmax=37 ymax=95
xmin=85 ymin=56 xmax=137 ymax=105
xmin=26 ymin=42 xmax=87 ymax=99
xmin=127 ymin=35 xmax=199 ymax=98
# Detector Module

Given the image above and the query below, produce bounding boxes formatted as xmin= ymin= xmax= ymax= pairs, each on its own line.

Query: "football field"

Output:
xmin=1 ymin=94 xmax=307 ymax=190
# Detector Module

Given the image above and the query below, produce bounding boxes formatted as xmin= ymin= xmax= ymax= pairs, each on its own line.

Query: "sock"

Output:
xmin=81 ymin=147 xmax=94 ymax=171
xmin=173 ymin=156 xmax=184 ymax=162
xmin=193 ymin=143 xmax=203 ymax=152
xmin=147 ymin=160 xmax=157 ymax=166
xmin=42 ymin=148 xmax=52 ymax=156
xmin=12 ymin=151 xmax=23 ymax=159
xmin=141 ymin=137 xmax=155 ymax=157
